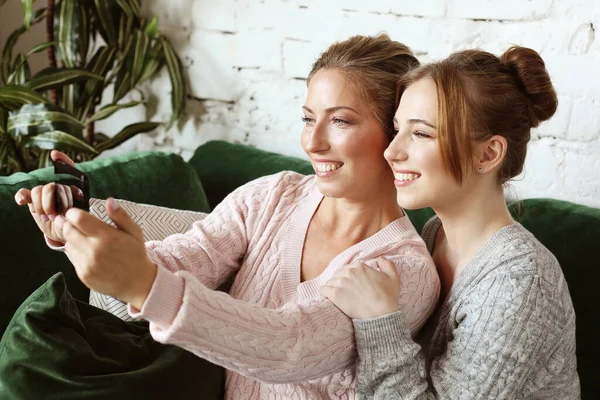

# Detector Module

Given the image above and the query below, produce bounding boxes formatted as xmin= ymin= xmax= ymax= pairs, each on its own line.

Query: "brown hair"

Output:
xmin=308 ymin=33 xmax=419 ymax=141
xmin=398 ymin=46 xmax=558 ymax=184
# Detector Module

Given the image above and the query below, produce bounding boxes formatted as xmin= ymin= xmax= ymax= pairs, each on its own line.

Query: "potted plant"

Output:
xmin=0 ymin=0 xmax=187 ymax=175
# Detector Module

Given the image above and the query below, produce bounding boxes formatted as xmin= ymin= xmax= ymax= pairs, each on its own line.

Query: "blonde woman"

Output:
xmin=16 ymin=35 xmax=440 ymax=399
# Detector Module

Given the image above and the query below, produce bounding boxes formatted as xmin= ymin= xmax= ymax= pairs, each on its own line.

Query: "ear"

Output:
xmin=476 ymin=135 xmax=507 ymax=173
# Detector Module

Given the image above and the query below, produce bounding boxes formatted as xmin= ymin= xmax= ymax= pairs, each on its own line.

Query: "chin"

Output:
xmin=395 ymin=193 xmax=428 ymax=210
xmin=315 ymin=180 xmax=344 ymax=198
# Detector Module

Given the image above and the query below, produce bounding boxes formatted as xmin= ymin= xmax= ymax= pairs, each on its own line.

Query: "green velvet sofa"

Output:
xmin=0 ymin=140 xmax=598 ymax=398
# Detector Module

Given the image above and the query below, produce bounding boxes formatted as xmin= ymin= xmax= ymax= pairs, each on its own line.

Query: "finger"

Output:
xmin=69 ymin=185 xmax=82 ymax=202
xmin=54 ymin=184 xmax=71 ymax=215
xmin=54 ymin=215 xmax=66 ymax=241
xmin=376 ymin=257 xmax=399 ymax=280
xmin=64 ymin=208 xmax=106 ymax=237
xmin=31 ymin=186 xmax=47 ymax=220
xmin=51 ymin=150 xmax=76 ymax=166
xmin=14 ymin=188 xmax=32 ymax=205
xmin=105 ymin=198 xmax=143 ymax=240
xmin=42 ymin=183 xmax=57 ymax=216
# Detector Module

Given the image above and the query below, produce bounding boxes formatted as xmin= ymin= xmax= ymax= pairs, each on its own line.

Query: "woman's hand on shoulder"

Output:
xmin=320 ymin=257 xmax=401 ymax=319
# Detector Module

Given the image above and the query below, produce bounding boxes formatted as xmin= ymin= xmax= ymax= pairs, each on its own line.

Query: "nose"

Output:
xmin=384 ymin=134 xmax=408 ymax=163
xmin=303 ymin=120 xmax=329 ymax=153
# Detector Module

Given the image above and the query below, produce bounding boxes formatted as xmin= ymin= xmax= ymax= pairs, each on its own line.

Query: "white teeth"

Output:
xmin=316 ymin=163 xmax=341 ymax=172
xmin=395 ymin=173 xmax=420 ymax=181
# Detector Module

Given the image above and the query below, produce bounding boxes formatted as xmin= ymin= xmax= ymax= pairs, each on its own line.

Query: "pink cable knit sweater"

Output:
xmin=130 ymin=172 xmax=440 ymax=399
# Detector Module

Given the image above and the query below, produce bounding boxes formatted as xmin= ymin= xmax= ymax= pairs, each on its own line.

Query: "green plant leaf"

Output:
xmin=1 ymin=7 xmax=46 ymax=84
xmin=114 ymin=0 xmax=134 ymax=19
xmin=0 ymin=85 xmax=50 ymax=110
xmin=7 ymin=54 xmax=31 ymax=85
xmin=78 ymin=46 xmax=116 ymax=120
xmin=130 ymin=30 xmax=150 ymax=87
xmin=0 ymin=134 xmax=22 ymax=175
xmin=55 ymin=0 xmax=89 ymax=68
xmin=21 ymin=130 xmax=98 ymax=155
xmin=21 ymin=0 xmax=34 ymax=29
xmin=139 ymin=39 xmax=164 ymax=82
xmin=160 ymin=37 xmax=187 ymax=129
xmin=86 ymin=100 xmax=142 ymax=123
xmin=7 ymin=103 xmax=84 ymax=140
xmin=26 ymin=67 xmax=103 ymax=92
xmin=93 ymin=0 xmax=119 ymax=46
xmin=145 ymin=16 xmax=159 ymax=37
xmin=95 ymin=121 xmax=161 ymax=152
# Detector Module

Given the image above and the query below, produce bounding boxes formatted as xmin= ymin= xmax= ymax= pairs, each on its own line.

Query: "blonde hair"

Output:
xmin=308 ymin=34 xmax=419 ymax=141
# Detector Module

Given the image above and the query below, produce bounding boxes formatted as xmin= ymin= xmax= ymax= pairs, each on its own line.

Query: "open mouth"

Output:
xmin=315 ymin=162 xmax=343 ymax=174
xmin=394 ymin=172 xmax=421 ymax=182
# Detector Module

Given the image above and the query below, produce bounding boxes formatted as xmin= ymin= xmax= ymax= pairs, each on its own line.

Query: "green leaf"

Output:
xmin=114 ymin=0 xmax=134 ymax=19
xmin=7 ymin=103 xmax=84 ymax=140
xmin=95 ymin=122 xmax=161 ymax=152
xmin=130 ymin=30 xmax=150 ymax=87
xmin=21 ymin=0 xmax=34 ymax=30
xmin=77 ymin=46 xmax=116 ymax=120
xmin=139 ymin=39 xmax=164 ymax=82
xmin=21 ymin=130 xmax=98 ymax=155
xmin=145 ymin=16 xmax=159 ymax=37
xmin=0 ymin=134 xmax=22 ymax=175
xmin=1 ymin=8 xmax=46 ymax=84
xmin=27 ymin=41 xmax=58 ymax=57
xmin=160 ymin=37 xmax=187 ymax=129
xmin=0 ymin=85 xmax=50 ymax=110
xmin=26 ymin=67 xmax=103 ymax=92
xmin=86 ymin=101 xmax=142 ymax=123
xmin=55 ymin=0 xmax=89 ymax=68
xmin=7 ymin=54 xmax=31 ymax=85
xmin=93 ymin=0 xmax=119 ymax=46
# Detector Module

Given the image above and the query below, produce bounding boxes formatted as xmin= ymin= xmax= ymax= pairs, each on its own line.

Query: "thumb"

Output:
xmin=106 ymin=198 xmax=143 ymax=240
xmin=377 ymin=257 xmax=399 ymax=280
xmin=51 ymin=150 xmax=76 ymax=167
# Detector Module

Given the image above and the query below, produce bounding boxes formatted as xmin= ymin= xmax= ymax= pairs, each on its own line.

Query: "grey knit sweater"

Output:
xmin=352 ymin=217 xmax=580 ymax=399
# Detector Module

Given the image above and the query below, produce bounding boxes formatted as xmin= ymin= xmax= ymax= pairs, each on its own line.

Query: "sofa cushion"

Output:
xmin=0 ymin=273 xmax=224 ymax=399
xmin=0 ymin=152 xmax=210 ymax=335
xmin=189 ymin=140 xmax=314 ymax=209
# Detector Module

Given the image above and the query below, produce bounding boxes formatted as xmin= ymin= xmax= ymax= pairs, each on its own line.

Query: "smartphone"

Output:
xmin=53 ymin=160 xmax=90 ymax=213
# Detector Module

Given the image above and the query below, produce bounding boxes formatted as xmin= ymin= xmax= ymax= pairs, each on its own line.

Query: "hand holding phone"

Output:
xmin=54 ymin=160 xmax=90 ymax=213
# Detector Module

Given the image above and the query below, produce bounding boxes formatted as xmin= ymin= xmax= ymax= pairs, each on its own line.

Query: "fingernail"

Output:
xmin=40 ymin=214 xmax=49 ymax=222
xmin=107 ymin=198 xmax=120 ymax=213
xmin=48 ymin=214 xmax=56 ymax=221
xmin=16 ymin=195 xmax=24 ymax=205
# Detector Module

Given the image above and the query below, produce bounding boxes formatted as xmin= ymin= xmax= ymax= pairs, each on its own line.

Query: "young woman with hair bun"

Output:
xmin=322 ymin=46 xmax=580 ymax=399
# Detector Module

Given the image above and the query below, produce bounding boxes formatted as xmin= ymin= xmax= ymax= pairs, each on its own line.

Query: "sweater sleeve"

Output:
xmin=352 ymin=272 xmax=563 ymax=399
xmin=143 ymin=174 xmax=280 ymax=290
xmin=129 ymin=247 xmax=439 ymax=384
xmin=132 ymin=267 xmax=356 ymax=384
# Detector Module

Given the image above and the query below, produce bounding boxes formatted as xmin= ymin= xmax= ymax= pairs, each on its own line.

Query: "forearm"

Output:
xmin=353 ymin=311 xmax=432 ymax=399
xmin=134 ymin=267 xmax=356 ymax=383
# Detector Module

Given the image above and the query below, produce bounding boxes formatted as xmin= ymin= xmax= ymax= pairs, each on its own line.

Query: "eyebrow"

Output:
xmin=407 ymin=118 xmax=436 ymax=129
xmin=302 ymin=105 xmax=360 ymax=115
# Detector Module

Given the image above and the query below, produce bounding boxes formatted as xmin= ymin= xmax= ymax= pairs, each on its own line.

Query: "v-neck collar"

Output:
xmin=279 ymin=183 xmax=417 ymax=303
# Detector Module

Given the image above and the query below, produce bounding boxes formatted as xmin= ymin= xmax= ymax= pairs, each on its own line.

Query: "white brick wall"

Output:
xmin=2 ymin=0 xmax=599 ymax=207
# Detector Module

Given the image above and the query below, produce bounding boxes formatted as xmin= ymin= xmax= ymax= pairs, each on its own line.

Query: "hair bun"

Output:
xmin=499 ymin=46 xmax=558 ymax=127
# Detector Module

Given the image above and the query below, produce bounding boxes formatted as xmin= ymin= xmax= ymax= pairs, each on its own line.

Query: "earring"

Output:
xmin=477 ymin=166 xmax=483 ymax=172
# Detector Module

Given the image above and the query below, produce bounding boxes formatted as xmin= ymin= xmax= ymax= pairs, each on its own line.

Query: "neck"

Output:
xmin=318 ymin=183 xmax=402 ymax=239
xmin=433 ymin=183 xmax=514 ymax=269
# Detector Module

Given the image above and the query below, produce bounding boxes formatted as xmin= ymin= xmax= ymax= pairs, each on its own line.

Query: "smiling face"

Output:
xmin=384 ymin=77 xmax=469 ymax=210
xmin=301 ymin=68 xmax=392 ymax=199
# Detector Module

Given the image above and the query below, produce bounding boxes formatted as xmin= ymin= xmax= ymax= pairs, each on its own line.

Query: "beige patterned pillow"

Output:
xmin=88 ymin=198 xmax=207 ymax=321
